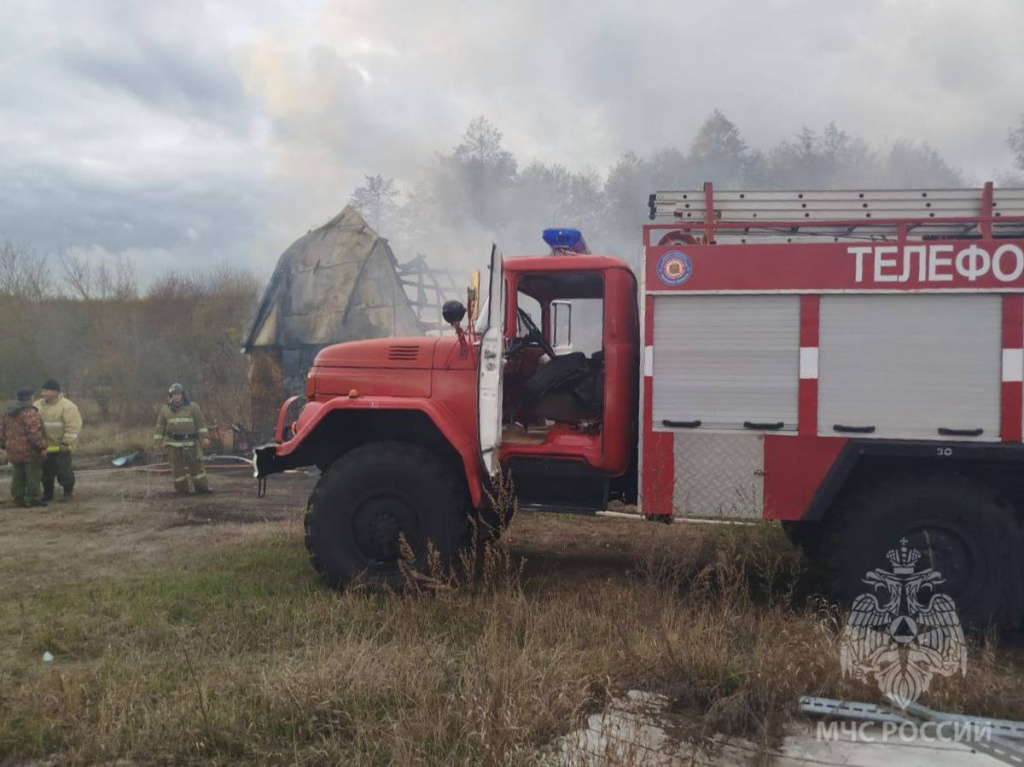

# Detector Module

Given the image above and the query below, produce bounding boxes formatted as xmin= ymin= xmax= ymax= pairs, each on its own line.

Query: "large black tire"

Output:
xmin=304 ymin=441 xmax=470 ymax=591
xmin=822 ymin=473 xmax=1021 ymax=631
xmin=781 ymin=520 xmax=824 ymax=561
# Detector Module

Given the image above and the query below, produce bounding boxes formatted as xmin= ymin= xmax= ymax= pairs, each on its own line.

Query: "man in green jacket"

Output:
xmin=154 ymin=383 xmax=212 ymax=495
xmin=35 ymin=379 xmax=83 ymax=502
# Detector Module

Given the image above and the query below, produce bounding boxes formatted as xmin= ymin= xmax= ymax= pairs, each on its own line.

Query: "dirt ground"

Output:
xmin=0 ymin=461 xmax=318 ymax=599
xmin=0 ymin=459 xmax=716 ymax=600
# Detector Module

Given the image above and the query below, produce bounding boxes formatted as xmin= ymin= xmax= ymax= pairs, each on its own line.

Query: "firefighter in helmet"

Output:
xmin=154 ymin=383 xmax=211 ymax=494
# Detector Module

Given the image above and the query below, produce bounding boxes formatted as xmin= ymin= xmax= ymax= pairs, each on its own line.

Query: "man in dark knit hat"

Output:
xmin=35 ymin=379 xmax=82 ymax=502
xmin=0 ymin=388 xmax=48 ymax=507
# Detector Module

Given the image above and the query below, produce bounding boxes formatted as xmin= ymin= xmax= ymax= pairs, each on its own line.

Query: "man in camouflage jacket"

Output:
xmin=0 ymin=388 xmax=48 ymax=507
xmin=154 ymin=383 xmax=211 ymax=494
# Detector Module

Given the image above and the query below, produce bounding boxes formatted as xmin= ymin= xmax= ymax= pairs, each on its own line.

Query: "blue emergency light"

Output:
xmin=542 ymin=228 xmax=588 ymax=254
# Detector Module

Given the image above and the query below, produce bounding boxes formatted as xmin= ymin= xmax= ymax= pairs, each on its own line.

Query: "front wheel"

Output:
xmin=304 ymin=441 xmax=470 ymax=591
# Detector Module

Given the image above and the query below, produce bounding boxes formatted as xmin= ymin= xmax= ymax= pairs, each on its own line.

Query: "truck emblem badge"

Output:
xmin=657 ymin=251 xmax=693 ymax=285
xmin=839 ymin=538 xmax=967 ymax=708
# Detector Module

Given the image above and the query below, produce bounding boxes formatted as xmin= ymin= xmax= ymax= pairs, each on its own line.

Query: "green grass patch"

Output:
xmin=2 ymin=523 xmax=1023 ymax=766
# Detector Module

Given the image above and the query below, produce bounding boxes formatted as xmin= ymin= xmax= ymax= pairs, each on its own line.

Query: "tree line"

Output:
xmin=353 ymin=110 xmax=1024 ymax=267
xmin=0 ymin=244 xmax=259 ymax=429
xmin=3 ymin=109 xmax=1022 ymax=433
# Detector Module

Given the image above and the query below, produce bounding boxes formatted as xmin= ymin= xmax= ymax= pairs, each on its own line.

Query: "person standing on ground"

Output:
xmin=153 ymin=383 xmax=212 ymax=495
xmin=0 ymin=388 xmax=48 ymax=507
xmin=35 ymin=379 xmax=82 ymax=502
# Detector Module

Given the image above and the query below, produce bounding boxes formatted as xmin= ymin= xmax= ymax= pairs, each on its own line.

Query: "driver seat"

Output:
xmin=520 ymin=352 xmax=590 ymax=410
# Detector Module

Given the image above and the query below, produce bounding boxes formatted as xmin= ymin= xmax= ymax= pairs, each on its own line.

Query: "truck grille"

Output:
xmin=387 ymin=344 xmax=420 ymax=361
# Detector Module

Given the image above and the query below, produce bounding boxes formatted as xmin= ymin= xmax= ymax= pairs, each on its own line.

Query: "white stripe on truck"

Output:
xmin=1002 ymin=348 xmax=1023 ymax=382
xmin=799 ymin=347 xmax=819 ymax=380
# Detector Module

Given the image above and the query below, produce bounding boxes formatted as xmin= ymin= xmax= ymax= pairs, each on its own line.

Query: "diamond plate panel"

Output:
xmin=672 ymin=433 xmax=764 ymax=518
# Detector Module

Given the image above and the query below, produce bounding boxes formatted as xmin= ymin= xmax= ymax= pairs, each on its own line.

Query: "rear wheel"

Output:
xmin=781 ymin=520 xmax=824 ymax=560
xmin=822 ymin=473 xmax=1021 ymax=631
xmin=304 ymin=441 xmax=470 ymax=591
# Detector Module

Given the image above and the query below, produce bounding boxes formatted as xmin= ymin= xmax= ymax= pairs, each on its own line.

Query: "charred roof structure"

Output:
xmin=243 ymin=206 xmax=424 ymax=430
xmin=244 ymin=205 xmax=423 ymax=351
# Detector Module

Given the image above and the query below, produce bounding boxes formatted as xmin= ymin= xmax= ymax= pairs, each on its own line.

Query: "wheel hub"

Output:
xmin=352 ymin=495 xmax=417 ymax=563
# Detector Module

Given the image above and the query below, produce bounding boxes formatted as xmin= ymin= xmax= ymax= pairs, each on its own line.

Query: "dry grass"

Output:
xmin=2 ymin=498 xmax=1023 ymax=765
xmin=72 ymin=420 xmax=152 ymax=459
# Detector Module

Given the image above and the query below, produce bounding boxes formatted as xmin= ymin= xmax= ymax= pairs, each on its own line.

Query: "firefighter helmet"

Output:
xmin=168 ymin=383 xmax=185 ymax=396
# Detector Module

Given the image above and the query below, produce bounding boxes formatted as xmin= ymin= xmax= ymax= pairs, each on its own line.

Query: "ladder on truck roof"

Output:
xmin=647 ymin=182 xmax=1024 ymax=244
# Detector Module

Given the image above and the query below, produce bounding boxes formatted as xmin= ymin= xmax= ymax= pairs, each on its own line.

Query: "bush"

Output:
xmin=0 ymin=243 xmax=259 ymax=430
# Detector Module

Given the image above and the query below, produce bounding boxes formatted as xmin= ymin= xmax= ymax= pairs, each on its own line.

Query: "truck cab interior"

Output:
xmin=503 ymin=271 xmax=605 ymax=438
xmin=497 ymin=264 xmax=637 ymax=510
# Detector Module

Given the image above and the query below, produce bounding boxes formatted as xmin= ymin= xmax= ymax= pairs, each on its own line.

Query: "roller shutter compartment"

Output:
xmin=818 ymin=294 xmax=1000 ymax=440
xmin=652 ymin=295 xmax=800 ymax=431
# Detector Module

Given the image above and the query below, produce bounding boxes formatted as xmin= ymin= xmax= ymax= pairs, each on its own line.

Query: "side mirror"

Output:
xmin=443 ymin=300 xmax=467 ymax=326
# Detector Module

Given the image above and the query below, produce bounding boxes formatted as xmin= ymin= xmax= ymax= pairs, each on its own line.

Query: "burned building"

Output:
xmin=243 ymin=206 xmax=424 ymax=430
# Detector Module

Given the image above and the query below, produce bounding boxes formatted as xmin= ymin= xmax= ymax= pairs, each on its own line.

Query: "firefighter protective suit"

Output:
xmin=154 ymin=398 xmax=211 ymax=494
xmin=34 ymin=392 xmax=82 ymax=500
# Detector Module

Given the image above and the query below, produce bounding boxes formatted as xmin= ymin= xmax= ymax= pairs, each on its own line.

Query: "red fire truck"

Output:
xmin=256 ymin=183 xmax=1024 ymax=627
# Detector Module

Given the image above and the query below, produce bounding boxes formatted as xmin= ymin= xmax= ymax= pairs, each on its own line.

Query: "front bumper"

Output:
xmin=253 ymin=443 xmax=292 ymax=479
xmin=253 ymin=395 xmax=308 ymax=480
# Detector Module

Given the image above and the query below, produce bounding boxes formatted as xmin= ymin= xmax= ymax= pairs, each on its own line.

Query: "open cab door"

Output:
xmin=478 ymin=244 xmax=505 ymax=475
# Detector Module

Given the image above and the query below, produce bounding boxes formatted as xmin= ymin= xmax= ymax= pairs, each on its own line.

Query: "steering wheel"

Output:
xmin=510 ymin=307 xmax=557 ymax=359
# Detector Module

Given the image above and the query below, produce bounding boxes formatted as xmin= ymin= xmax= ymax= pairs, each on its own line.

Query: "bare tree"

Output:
xmin=58 ymin=249 xmax=94 ymax=299
xmin=58 ymin=250 xmax=138 ymax=300
xmin=0 ymin=240 xmax=51 ymax=300
xmin=96 ymin=256 xmax=138 ymax=301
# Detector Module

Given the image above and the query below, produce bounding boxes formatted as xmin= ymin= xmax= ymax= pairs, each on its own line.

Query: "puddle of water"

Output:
xmin=542 ymin=691 xmax=1008 ymax=767
xmin=542 ymin=690 xmax=709 ymax=766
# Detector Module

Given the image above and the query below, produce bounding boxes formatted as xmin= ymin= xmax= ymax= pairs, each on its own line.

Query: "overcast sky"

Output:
xmin=1 ymin=0 xmax=1022 ymax=281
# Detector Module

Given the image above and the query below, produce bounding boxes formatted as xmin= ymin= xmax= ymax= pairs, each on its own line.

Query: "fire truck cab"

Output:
xmin=478 ymin=232 xmax=640 ymax=513
xmin=256 ymin=183 xmax=1024 ymax=629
